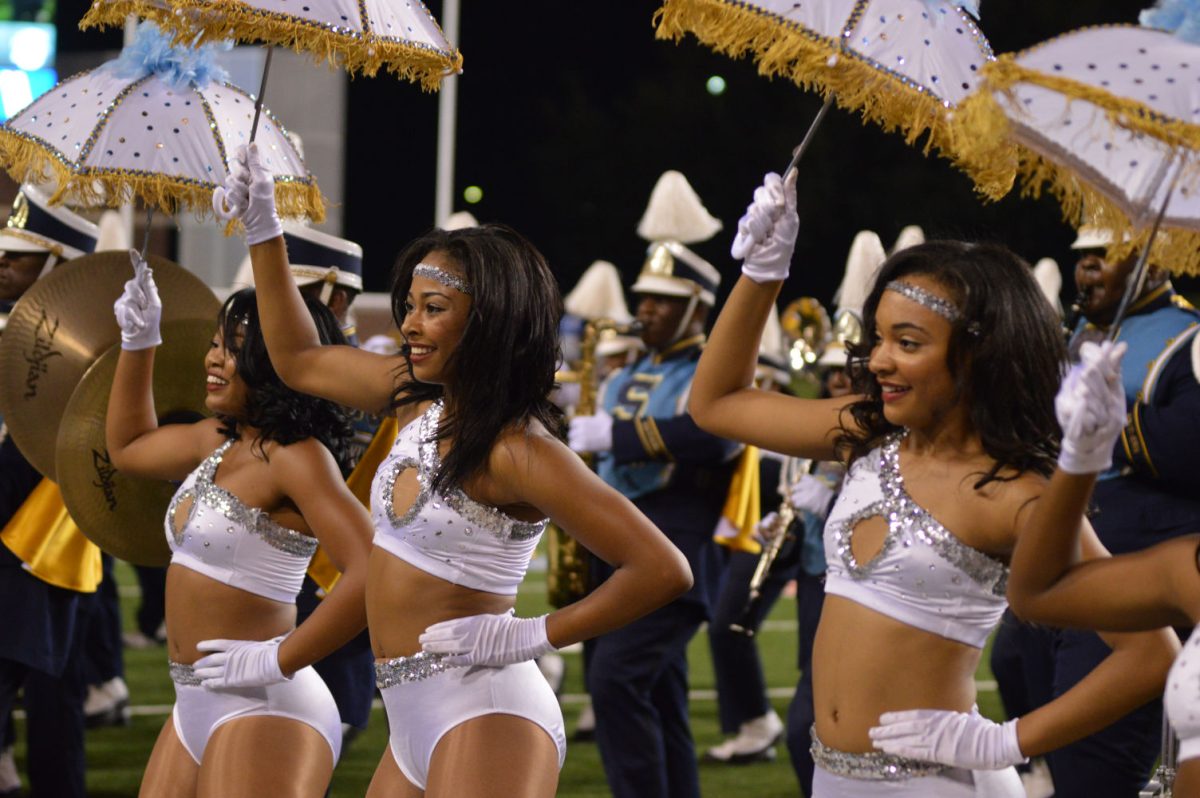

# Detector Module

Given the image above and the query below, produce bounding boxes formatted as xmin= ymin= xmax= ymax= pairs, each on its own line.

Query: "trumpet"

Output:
xmin=545 ymin=317 xmax=643 ymax=608
xmin=730 ymin=456 xmax=812 ymax=636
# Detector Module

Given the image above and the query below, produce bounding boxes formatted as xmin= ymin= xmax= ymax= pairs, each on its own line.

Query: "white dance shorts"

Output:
xmin=375 ymin=651 xmax=566 ymax=790
xmin=169 ymin=661 xmax=342 ymax=765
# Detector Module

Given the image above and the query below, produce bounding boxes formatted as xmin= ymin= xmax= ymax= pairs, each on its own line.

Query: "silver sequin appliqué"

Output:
xmin=828 ymin=434 xmax=1007 ymax=595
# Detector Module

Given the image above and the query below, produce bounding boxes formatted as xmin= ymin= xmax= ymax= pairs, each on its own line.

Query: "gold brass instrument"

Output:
xmin=781 ymin=297 xmax=832 ymax=374
xmin=730 ymin=456 xmax=812 ymax=636
xmin=545 ymin=317 xmax=642 ymax=608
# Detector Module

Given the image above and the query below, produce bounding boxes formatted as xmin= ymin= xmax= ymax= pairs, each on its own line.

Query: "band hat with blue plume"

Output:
xmin=818 ymin=230 xmax=886 ymax=368
xmin=0 ymin=184 xmax=99 ymax=277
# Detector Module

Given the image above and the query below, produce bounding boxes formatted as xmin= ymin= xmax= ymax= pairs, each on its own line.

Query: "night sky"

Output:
xmin=62 ymin=0 xmax=1179 ymax=310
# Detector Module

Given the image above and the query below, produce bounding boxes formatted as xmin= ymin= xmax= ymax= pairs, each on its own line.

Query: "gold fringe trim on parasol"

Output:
xmin=0 ymin=127 xmax=326 ymax=223
xmin=951 ymin=60 xmax=1200 ymax=276
xmin=653 ymin=0 xmax=1016 ymax=200
xmin=80 ymin=0 xmax=462 ymax=89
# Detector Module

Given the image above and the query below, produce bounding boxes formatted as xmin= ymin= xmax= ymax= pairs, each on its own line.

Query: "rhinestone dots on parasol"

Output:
xmin=654 ymin=0 xmax=1014 ymax=197
xmin=0 ymin=23 xmax=323 ymax=221
xmin=80 ymin=0 xmax=460 ymax=87
xmin=955 ymin=4 xmax=1200 ymax=276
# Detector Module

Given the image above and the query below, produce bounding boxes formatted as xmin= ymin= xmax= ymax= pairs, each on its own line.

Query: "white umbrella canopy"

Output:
xmin=81 ymin=0 xmax=460 ymax=86
xmin=957 ymin=21 xmax=1200 ymax=274
xmin=655 ymin=0 xmax=1015 ymax=198
xmin=0 ymin=24 xmax=322 ymax=220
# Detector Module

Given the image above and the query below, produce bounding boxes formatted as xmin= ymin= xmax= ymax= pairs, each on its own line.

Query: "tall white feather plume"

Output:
xmin=96 ymin=210 xmax=130 ymax=251
xmin=1033 ymin=257 xmax=1063 ymax=315
xmin=636 ymin=171 xmax=723 ymax=244
xmin=564 ymin=260 xmax=632 ymax=322
xmin=442 ymin=211 xmax=479 ymax=230
xmin=759 ymin=303 xmax=785 ymax=364
xmin=835 ymin=230 xmax=886 ymax=317
xmin=891 ymin=225 xmax=925 ymax=255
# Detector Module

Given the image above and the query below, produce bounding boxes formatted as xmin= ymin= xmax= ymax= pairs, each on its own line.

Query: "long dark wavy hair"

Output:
xmin=838 ymin=241 xmax=1066 ymax=487
xmin=215 ymin=288 xmax=356 ymax=472
xmin=389 ymin=224 xmax=565 ymax=494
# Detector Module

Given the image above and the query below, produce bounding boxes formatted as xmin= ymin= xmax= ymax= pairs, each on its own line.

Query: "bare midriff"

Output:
xmin=812 ymin=594 xmax=981 ymax=753
xmin=367 ymin=546 xmax=515 ymax=660
xmin=165 ymin=564 xmax=297 ymax=665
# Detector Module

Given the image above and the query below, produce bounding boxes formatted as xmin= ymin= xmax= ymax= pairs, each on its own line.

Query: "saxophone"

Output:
xmin=545 ymin=318 xmax=641 ymax=608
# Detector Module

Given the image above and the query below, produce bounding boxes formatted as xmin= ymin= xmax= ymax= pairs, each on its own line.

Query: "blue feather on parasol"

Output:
xmin=103 ymin=22 xmax=229 ymax=92
xmin=1140 ymin=0 xmax=1200 ymax=44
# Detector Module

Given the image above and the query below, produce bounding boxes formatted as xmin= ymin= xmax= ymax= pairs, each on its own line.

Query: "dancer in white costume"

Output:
xmin=213 ymin=143 xmax=693 ymax=798
xmin=107 ymin=278 xmax=373 ymax=798
xmin=689 ymin=171 xmax=1179 ymax=797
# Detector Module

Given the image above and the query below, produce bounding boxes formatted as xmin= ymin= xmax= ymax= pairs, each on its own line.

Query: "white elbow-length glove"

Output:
xmin=212 ymin=143 xmax=283 ymax=245
xmin=1055 ymin=340 xmax=1128 ymax=475
xmin=419 ymin=610 xmax=555 ymax=667
xmin=193 ymin=636 xmax=290 ymax=689
xmin=567 ymin=411 xmax=614 ymax=454
xmin=869 ymin=708 xmax=1026 ymax=770
xmin=730 ymin=170 xmax=799 ymax=284
xmin=113 ymin=249 xmax=163 ymax=351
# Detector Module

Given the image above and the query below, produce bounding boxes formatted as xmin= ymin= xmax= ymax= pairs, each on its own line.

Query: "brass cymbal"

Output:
xmin=0 ymin=251 xmax=220 ymax=477
xmin=55 ymin=318 xmax=214 ymax=567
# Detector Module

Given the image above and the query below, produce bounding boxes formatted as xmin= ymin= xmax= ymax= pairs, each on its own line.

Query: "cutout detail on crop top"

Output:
xmin=371 ymin=401 xmax=547 ymax=595
xmin=822 ymin=433 xmax=1008 ymax=648
xmin=165 ymin=439 xmax=318 ymax=603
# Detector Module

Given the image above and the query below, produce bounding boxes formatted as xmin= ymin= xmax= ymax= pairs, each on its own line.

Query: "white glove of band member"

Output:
xmin=419 ymin=610 xmax=555 ymax=667
xmin=788 ymin=474 xmax=836 ymax=517
xmin=1056 ymin=340 xmax=1128 ymax=475
xmin=212 ymin=143 xmax=283 ymax=245
xmin=194 ymin=636 xmax=290 ymax=689
xmin=731 ymin=170 xmax=799 ymax=284
xmin=869 ymin=708 xmax=1026 ymax=770
xmin=754 ymin=511 xmax=781 ymax=544
xmin=568 ymin=411 xmax=614 ymax=454
xmin=113 ymin=249 xmax=163 ymax=351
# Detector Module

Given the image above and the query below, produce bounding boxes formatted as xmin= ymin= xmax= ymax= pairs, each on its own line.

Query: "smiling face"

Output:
xmin=400 ymin=249 xmax=473 ymax=385
xmin=204 ymin=325 xmax=250 ymax=418
xmin=868 ymin=275 xmax=963 ymax=431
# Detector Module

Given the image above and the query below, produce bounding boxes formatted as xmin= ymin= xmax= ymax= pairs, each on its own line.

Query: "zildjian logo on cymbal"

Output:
xmin=91 ymin=448 xmax=119 ymax=512
xmin=23 ymin=305 xmax=62 ymax=400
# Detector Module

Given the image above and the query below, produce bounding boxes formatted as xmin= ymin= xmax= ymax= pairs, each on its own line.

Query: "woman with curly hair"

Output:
xmin=688 ymin=171 xmax=1179 ymax=797
xmin=210 ymin=144 xmax=692 ymax=797
xmin=106 ymin=270 xmax=373 ymax=798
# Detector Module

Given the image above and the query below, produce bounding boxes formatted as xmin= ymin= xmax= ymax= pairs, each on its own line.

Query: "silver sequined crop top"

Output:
xmin=165 ymin=439 xmax=318 ymax=603
xmin=370 ymin=401 xmax=547 ymax=596
xmin=822 ymin=434 xmax=1008 ymax=648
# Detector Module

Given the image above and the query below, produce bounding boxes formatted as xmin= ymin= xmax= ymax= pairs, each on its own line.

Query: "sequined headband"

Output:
xmin=414 ymin=263 xmax=473 ymax=295
xmin=885 ymin=280 xmax=963 ymax=323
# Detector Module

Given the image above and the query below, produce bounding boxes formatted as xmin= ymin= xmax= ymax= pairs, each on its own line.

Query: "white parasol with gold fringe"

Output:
xmin=0 ymin=23 xmax=322 ymax=220
xmin=654 ymin=0 xmax=1015 ymax=198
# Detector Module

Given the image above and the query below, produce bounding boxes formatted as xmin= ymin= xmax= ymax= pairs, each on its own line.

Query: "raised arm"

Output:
xmin=418 ymin=430 xmax=692 ymax=666
xmin=214 ymin=144 xmax=399 ymax=415
xmin=1009 ymin=340 xmax=1197 ymax=629
xmin=689 ymin=171 xmax=852 ymax=461
xmin=105 ymin=252 xmax=215 ymax=480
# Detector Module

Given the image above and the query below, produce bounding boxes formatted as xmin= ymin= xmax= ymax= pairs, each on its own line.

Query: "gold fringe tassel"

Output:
xmin=654 ymin=0 xmax=1016 ymax=200
xmin=0 ymin=128 xmax=326 ymax=222
xmin=950 ymin=59 xmax=1200 ymax=277
xmin=80 ymin=0 xmax=462 ymax=90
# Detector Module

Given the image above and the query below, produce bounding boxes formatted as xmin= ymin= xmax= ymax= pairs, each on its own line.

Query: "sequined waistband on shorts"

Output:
xmin=168 ymin=661 xmax=203 ymax=687
xmin=374 ymin=651 xmax=462 ymax=689
xmin=810 ymin=725 xmax=949 ymax=781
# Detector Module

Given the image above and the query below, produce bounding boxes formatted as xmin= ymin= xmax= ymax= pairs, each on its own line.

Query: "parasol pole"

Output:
xmin=249 ymin=47 xmax=274 ymax=142
xmin=784 ymin=95 xmax=834 ymax=176
xmin=1108 ymin=157 xmax=1184 ymax=339
xmin=139 ymin=206 xmax=155 ymax=260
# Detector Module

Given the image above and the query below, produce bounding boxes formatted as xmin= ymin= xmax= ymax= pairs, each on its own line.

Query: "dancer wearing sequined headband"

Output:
xmin=213 ymin=143 xmax=692 ymax=797
xmin=106 ymin=271 xmax=373 ymax=798
xmin=688 ymin=171 xmax=1178 ymax=797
